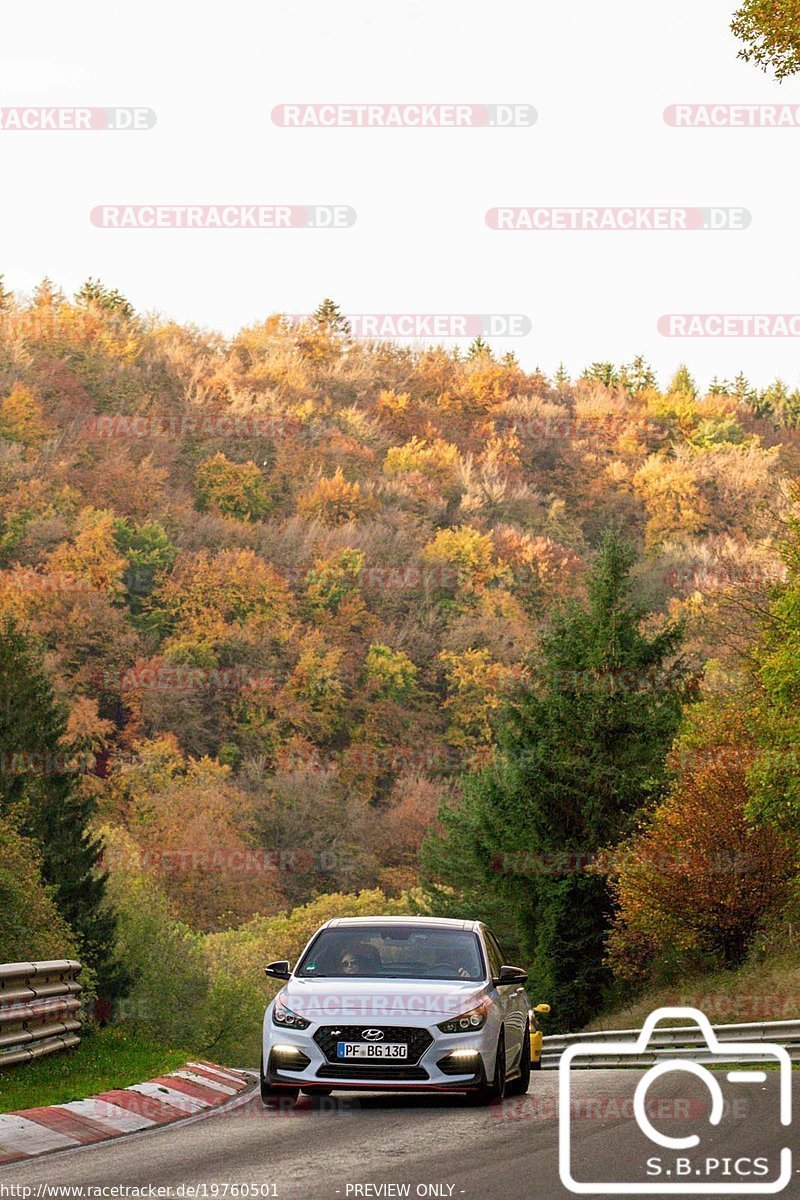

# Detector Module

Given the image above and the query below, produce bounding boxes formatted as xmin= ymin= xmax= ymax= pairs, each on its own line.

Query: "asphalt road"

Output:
xmin=2 ymin=1069 xmax=798 ymax=1200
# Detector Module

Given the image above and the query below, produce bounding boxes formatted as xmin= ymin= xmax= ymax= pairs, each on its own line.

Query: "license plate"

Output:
xmin=336 ymin=1041 xmax=408 ymax=1059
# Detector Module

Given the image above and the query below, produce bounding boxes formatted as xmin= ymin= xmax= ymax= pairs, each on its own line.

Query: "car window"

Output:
xmin=484 ymin=930 xmax=505 ymax=978
xmin=296 ymin=925 xmax=486 ymax=980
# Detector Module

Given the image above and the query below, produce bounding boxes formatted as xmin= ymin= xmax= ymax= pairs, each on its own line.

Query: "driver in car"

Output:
xmin=337 ymin=941 xmax=382 ymax=975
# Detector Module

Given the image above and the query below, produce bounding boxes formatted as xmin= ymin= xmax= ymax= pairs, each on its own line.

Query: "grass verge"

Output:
xmin=587 ymin=952 xmax=800 ymax=1032
xmin=0 ymin=1027 xmax=188 ymax=1114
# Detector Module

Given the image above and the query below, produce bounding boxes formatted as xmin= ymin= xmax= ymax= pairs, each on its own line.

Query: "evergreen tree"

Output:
xmin=421 ymin=532 xmax=688 ymax=1028
xmin=312 ymin=298 xmax=351 ymax=336
xmin=619 ymin=355 xmax=657 ymax=395
xmin=0 ymin=618 xmax=125 ymax=999
xmin=758 ymin=379 xmax=800 ymax=428
xmin=782 ymin=390 xmax=800 ymax=429
xmin=467 ymin=336 xmax=492 ymax=358
xmin=75 ymin=278 xmax=135 ymax=320
xmin=113 ymin=518 xmax=177 ymax=614
xmin=757 ymin=378 xmax=791 ymax=424
xmin=733 ymin=372 xmax=759 ymax=410
xmin=668 ymin=364 xmax=697 ymax=398
xmin=553 ymin=362 xmax=571 ymax=391
xmin=582 ymin=362 xmax=619 ymax=388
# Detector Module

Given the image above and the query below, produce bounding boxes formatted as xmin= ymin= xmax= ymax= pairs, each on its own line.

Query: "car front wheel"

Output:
xmin=260 ymin=1052 xmax=298 ymax=1107
xmin=506 ymin=1024 xmax=531 ymax=1096
xmin=470 ymin=1032 xmax=506 ymax=1105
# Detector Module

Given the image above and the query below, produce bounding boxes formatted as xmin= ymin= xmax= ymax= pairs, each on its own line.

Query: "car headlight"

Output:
xmin=437 ymin=1006 xmax=487 ymax=1033
xmin=272 ymin=994 xmax=310 ymax=1030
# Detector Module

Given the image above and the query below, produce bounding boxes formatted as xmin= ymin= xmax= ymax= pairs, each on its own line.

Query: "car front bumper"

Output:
xmin=263 ymin=1021 xmax=494 ymax=1091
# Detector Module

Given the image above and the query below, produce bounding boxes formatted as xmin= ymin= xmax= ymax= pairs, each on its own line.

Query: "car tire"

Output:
xmin=470 ymin=1031 xmax=506 ymax=1105
xmin=531 ymin=1056 xmax=542 ymax=1071
xmin=506 ymin=1023 xmax=531 ymax=1096
xmin=260 ymin=1052 xmax=298 ymax=1107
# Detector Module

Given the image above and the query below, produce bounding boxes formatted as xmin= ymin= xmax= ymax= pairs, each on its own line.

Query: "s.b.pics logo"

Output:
xmin=559 ymin=1008 xmax=793 ymax=1194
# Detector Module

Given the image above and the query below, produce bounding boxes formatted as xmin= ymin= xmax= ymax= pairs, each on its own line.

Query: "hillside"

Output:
xmin=1 ymin=283 xmax=800 ymax=1047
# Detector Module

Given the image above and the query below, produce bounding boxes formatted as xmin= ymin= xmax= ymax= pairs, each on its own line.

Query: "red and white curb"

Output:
xmin=0 ymin=1061 xmax=252 ymax=1165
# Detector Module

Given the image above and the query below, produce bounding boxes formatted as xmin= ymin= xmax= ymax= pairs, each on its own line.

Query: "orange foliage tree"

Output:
xmin=194 ymin=452 xmax=270 ymax=522
xmin=0 ymin=384 xmax=50 ymax=443
xmin=154 ymin=548 xmax=294 ymax=657
xmin=117 ymin=751 xmax=284 ymax=931
xmin=296 ymin=467 xmax=374 ymax=525
xmin=438 ymin=647 xmax=515 ymax=762
xmin=606 ymin=744 xmax=795 ymax=980
xmin=47 ymin=507 xmax=127 ymax=598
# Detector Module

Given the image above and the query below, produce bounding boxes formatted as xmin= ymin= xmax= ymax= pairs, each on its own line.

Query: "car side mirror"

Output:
xmin=264 ymin=960 xmax=291 ymax=980
xmin=494 ymin=964 xmax=529 ymax=986
xmin=534 ymin=1003 xmax=551 ymax=1015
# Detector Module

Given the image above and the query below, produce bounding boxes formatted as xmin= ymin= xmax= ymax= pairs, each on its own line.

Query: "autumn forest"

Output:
xmin=1 ymin=282 xmax=800 ymax=1052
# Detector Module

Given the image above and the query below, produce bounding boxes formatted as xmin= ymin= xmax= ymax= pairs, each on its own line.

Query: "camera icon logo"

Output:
xmin=559 ymin=1006 xmax=793 ymax=1195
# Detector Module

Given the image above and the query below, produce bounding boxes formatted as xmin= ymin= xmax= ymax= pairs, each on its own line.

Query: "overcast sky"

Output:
xmin=2 ymin=0 xmax=799 ymax=389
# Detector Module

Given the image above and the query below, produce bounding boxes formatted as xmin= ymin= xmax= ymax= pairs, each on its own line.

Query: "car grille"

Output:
xmin=313 ymin=1025 xmax=434 ymax=1065
xmin=316 ymin=1063 xmax=430 ymax=1081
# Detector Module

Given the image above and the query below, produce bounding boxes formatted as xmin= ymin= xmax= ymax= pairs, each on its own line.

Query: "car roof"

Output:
xmin=325 ymin=916 xmax=479 ymax=931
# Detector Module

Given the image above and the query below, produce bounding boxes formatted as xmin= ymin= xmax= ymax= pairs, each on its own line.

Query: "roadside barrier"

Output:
xmin=0 ymin=961 xmax=82 ymax=1068
xmin=541 ymin=1017 xmax=800 ymax=1068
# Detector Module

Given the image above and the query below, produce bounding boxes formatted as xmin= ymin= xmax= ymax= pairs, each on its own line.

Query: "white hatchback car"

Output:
xmin=260 ymin=916 xmax=533 ymax=1104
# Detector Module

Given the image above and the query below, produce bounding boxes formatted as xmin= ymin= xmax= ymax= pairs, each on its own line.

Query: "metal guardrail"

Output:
xmin=0 ymin=961 xmax=82 ymax=1068
xmin=541 ymin=1018 xmax=800 ymax=1069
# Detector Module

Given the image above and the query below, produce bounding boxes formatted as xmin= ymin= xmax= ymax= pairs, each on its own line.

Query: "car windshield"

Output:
xmin=296 ymin=925 xmax=486 ymax=981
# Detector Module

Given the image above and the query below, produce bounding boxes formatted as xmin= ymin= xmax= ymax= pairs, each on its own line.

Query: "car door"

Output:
xmin=484 ymin=929 xmax=527 ymax=1073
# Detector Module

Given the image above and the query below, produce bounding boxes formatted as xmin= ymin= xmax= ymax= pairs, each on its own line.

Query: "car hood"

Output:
xmin=280 ymin=976 xmax=487 ymax=1021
